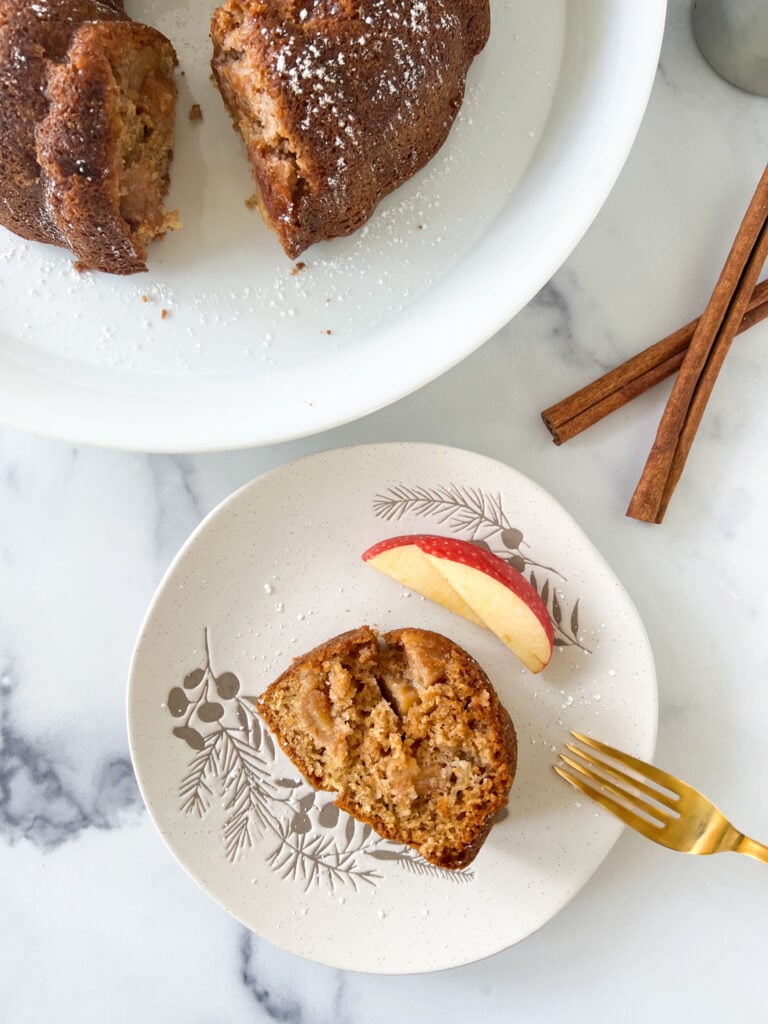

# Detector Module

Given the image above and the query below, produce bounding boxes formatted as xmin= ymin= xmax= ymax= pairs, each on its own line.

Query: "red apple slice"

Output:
xmin=362 ymin=534 xmax=554 ymax=673
xmin=361 ymin=537 xmax=487 ymax=626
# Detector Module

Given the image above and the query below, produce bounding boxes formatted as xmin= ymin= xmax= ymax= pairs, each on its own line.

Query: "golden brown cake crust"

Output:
xmin=211 ymin=0 xmax=491 ymax=258
xmin=257 ymin=625 xmax=516 ymax=869
xmin=0 ymin=0 xmax=178 ymax=274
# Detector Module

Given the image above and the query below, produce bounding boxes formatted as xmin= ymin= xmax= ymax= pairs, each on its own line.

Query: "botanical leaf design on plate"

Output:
xmin=372 ymin=484 xmax=508 ymax=539
xmin=262 ymin=729 xmax=276 ymax=761
xmin=218 ymin=728 xmax=278 ymax=861
xmin=570 ymin=599 xmax=580 ymax=637
xmin=173 ymin=724 xmax=206 ymax=750
xmin=345 ymin=815 xmax=356 ymax=845
xmin=367 ymin=847 xmax=476 ymax=884
xmin=267 ymin=822 xmax=381 ymax=893
xmin=168 ymin=628 xmax=475 ymax=893
xmin=527 ymin=569 xmax=586 ymax=651
xmin=318 ymin=802 xmax=340 ymax=829
xmin=290 ymin=811 xmax=312 ymax=836
xmin=183 ymin=668 xmax=205 ymax=690
xmin=178 ymin=732 xmax=220 ymax=817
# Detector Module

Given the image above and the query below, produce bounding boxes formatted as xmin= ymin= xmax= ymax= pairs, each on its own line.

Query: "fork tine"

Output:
xmin=560 ymin=753 xmax=670 ymax=825
xmin=571 ymin=732 xmax=685 ymax=798
xmin=565 ymin=743 xmax=680 ymax=813
xmin=554 ymin=765 xmax=665 ymax=836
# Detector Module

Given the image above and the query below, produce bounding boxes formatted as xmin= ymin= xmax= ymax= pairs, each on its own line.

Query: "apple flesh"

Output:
xmin=362 ymin=534 xmax=554 ymax=673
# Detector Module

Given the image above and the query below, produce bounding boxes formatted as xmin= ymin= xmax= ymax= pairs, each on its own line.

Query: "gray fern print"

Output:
xmin=372 ymin=482 xmax=589 ymax=652
xmin=167 ymin=629 xmax=476 ymax=893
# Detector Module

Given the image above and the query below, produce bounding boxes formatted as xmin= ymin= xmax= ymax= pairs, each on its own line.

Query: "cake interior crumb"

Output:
xmin=258 ymin=628 xmax=514 ymax=868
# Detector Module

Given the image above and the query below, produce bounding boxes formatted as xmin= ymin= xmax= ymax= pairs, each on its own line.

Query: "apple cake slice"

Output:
xmin=0 ymin=1 xmax=179 ymax=274
xmin=210 ymin=0 xmax=491 ymax=257
xmin=256 ymin=625 xmax=516 ymax=869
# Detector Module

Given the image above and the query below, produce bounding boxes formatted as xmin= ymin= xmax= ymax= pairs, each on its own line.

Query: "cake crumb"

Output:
xmin=141 ymin=294 xmax=148 ymax=303
xmin=161 ymin=308 xmax=168 ymax=319
xmin=188 ymin=103 xmax=203 ymax=121
xmin=291 ymin=261 xmax=306 ymax=276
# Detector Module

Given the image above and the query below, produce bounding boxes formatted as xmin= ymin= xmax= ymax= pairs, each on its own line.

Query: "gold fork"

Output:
xmin=556 ymin=731 xmax=768 ymax=864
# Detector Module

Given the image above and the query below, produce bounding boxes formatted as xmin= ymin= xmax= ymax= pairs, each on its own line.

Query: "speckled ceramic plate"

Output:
xmin=0 ymin=1 xmax=665 ymax=451
xmin=127 ymin=443 xmax=657 ymax=972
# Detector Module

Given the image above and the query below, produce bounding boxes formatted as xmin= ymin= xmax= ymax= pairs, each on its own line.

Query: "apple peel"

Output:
xmin=362 ymin=533 xmax=554 ymax=673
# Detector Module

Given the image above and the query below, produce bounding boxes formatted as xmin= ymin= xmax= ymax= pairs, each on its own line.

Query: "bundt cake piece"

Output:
xmin=257 ymin=625 xmax=516 ymax=869
xmin=0 ymin=0 xmax=179 ymax=274
xmin=211 ymin=0 xmax=491 ymax=258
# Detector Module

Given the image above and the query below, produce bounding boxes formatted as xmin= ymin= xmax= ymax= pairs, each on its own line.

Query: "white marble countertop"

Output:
xmin=2 ymin=2 xmax=768 ymax=1019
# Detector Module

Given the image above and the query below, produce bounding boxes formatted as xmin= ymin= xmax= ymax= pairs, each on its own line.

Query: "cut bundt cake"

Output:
xmin=0 ymin=0 xmax=179 ymax=274
xmin=211 ymin=0 xmax=491 ymax=258
xmin=257 ymin=625 xmax=516 ymax=869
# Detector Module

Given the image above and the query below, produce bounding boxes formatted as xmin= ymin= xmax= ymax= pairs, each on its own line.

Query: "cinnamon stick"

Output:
xmin=627 ymin=164 xmax=768 ymax=524
xmin=652 ymin=219 xmax=768 ymax=522
xmin=541 ymin=279 xmax=768 ymax=445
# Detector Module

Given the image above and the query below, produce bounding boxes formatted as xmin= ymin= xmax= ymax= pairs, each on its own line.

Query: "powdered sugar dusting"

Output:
xmin=0 ymin=1 xmax=561 ymax=391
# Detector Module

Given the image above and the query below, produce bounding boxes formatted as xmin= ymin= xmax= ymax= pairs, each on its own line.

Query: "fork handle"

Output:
xmin=734 ymin=835 xmax=768 ymax=864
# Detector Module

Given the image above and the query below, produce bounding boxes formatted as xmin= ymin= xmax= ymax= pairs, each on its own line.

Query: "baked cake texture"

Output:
xmin=257 ymin=625 xmax=516 ymax=869
xmin=211 ymin=0 xmax=491 ymax=258
xmin=0 ymin=0 xmax=179 ymax=274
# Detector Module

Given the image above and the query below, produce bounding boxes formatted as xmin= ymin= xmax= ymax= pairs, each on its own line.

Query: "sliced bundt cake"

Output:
xmin=0 ymin=0 xmax=179 ymax=274
xmin=211 ymin=0 xmax=490 ymax=257
xmin=257 ymin=625 xmax=516 ymax=869
xmin=1 ymin=1 xmax=491 ymax=269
